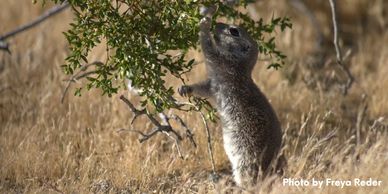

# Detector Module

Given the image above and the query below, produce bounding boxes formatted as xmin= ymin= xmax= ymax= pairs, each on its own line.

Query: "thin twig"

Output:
xmin=199 ymin=112 xmax=216 ymax=174
xmin=0 ymin=41 xmax=10 ymax=54
xmin=61 ymin=61 xmax=102 ymax=103
xmin=121 ymin=128 xmax=159 ymax=143
xmin=119 ymin=95 xmax=184 ymax=159
xmin=328 ymin=0 xmax=354 ymax=95
xmin=162 ymin=129 xmax=184 ymax=159
xmin=174 ymin=99 xmax=217 ymax=173
xmin=63 ymin=70 xmax=98 ymax=82
xmin=171 ymin=114 xmax=197 ymax=148
xmin=328 ymin=0 xmax=342 ymax=62
xmin=0 ymin=2 xmax=70 ymax=41
xmin=118 ymin=95 xmax=147 ymax=124
xmin=159 ymin=112 xmax=183 ymax=141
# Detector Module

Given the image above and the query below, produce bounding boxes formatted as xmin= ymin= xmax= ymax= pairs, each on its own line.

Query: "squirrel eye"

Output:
xmin=229 ymin=27 xmax=240 ymax=37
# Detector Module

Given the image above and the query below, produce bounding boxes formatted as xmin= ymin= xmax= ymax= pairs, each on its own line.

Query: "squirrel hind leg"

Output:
xmin=233 ymin=163 xmax=259 ymax=187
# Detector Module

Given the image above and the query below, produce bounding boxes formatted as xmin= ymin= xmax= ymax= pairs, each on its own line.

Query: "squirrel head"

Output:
xmin=213 ymin=22 xmax=258 ymax=75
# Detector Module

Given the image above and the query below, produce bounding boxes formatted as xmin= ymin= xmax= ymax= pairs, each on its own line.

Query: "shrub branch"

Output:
xmin=0 ymin=2 xmax=69 ymax=53
xmin=328 ymin=0 xmax=354 ymax=95
xmin=61 ymin=61 xmax=102 ymax=103
xmin=119 ymin=95 xmax=184 ymax=159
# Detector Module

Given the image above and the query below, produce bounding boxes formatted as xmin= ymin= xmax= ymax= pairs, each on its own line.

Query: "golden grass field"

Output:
xmin=1 ymin=0 xmax=387 ymax=193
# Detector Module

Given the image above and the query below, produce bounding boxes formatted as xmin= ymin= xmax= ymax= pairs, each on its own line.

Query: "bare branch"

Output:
xmin=64 ymin=63 xmax=215 ymax=166
xmin=158 ymin=112 xmax=183 ymax=141
xmin=336 ymin=61 xmax=354 ymax=95
xmin=328 ymin=0 xmax=354 ymax=95
xmin=171 ymin=114 xmax=197 ymax=148
xmin=64 ymin=70 xmax=99 ymax=82
xmin=118 ymin=95 xmax=148 ymax=124
xmin=328 ymin=0 xmax=342 ymax=61
xmin=135 ymin=128 xmax=163 ymax=143
xmin=161 ymin=126 xmax=184 ymax=159
xmin=171 ymin=99 xmax=217 ymax=173
xmin=0 ymin=41 xmax=10 ymax=54
xmin=61 ymin=61 xmax=103 ymax=103
xmin=0 ymin=2 xmax=70 ymax=41
xmin=119 ymin=95 xmax=185 ymax=159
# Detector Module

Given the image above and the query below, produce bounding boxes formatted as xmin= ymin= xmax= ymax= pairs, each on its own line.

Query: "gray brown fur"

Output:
xmin=178 ymin=15 xmax=283 ymax=186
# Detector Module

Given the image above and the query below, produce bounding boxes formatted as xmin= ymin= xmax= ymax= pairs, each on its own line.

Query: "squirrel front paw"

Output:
xmin=199 ymin=5 xmax=217 ymax=17
xmin=178 ymin=85 xmax=193 ymax=97
xmin=200 ymin=17 xmax=211 ymax=30
xmin=199 ymin=5 xmax=216 ymax=30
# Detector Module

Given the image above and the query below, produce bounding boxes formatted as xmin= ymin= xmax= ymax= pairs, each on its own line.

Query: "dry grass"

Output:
xmin=1 ymin=0 xmax=387 ymax=193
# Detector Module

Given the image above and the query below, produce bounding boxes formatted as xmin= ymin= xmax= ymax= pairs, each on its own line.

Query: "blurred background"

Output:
xmin=0 ymin=0 xmax=387 ymax=193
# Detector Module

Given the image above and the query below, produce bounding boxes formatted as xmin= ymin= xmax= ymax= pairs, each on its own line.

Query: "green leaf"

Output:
xmin=46 ymin=0 xmax=291 ymax=117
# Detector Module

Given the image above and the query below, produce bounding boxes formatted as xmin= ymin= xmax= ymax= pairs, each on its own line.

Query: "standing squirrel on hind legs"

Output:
xmin=178 ymin=6 xmax=285 ymax=187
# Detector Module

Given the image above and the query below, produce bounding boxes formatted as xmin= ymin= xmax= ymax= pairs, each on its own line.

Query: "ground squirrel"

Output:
xmin=178 ymin=9 xmax=284 ymax=186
